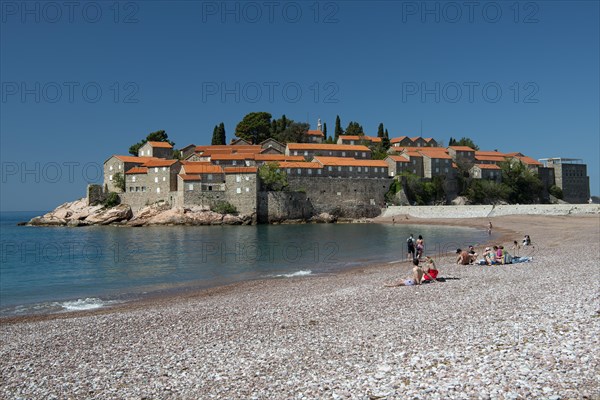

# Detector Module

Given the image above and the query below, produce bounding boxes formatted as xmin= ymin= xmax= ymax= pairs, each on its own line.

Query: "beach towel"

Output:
xmin=511 ymin=256 xmax=532 ymax=263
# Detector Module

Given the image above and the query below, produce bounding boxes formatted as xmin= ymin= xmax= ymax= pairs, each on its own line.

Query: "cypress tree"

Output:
xmin=377 ymin=123 xmax=384 ymax=137
xmin=334 ymin=115 xmax=342 ymax=141
xmin=218 ymin=122 xmax=226 ymax=145
xmin=211 ymin=125 xmax=219 ymax=145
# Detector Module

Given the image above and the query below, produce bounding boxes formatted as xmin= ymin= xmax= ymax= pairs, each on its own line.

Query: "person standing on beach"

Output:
xmin=488 ymin=221 xmax=493 ymax=235
xmin=416 ymin=235 xmax=425 ymax=259
xmin=407 ymin=234 xmax=416 ymax=260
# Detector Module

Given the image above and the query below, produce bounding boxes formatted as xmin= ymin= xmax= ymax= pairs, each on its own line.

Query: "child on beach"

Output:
xmin=511 ymin=241 xmax=520 ymax=257
xmin=385 ymin=258 xmax=424 ymax=287
xmin=416 ymin=235 xmax=425 ymax=259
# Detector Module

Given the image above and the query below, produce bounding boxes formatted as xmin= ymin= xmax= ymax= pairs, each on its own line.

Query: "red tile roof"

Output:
xmin=449 ymin=146 xmax=476 ymax=152
xmin=125 ymin=167 xmax=148 ymax=174
xmin=475 ymin=163 xmax=501 ymax=170
xmin=147 ymin=141 xmax=173 ymax=148
xmin=254 ymin=154 xmax=305 ymax=161
xmin=277 ymin=162 xmax=323 ymax=169
xmin=386 ymin=155 xmax=410 ymax=163
xmin=210 ymin=153 xmax=256 ymax=160
xmin=475 ymin=155 xmax=507 ymax=162
xmin=287 ymin=143 xmax=371 ymax=152
xmin=307 ymin=130 xmax=324 ymax=137
xmin=112 ymin=155 xmax=156 ymax=163
xmin=182 ymin=164 xmax=224 ymax=174
xmin=142 ymin=159 xmax=179 ymax=167
xmin=313 ymin=157 xmax=388 ymax=167
xmin=223 ymin=167 xmax=258 ymax=174
xmin=179 ymin=174 xmax=202 ymax=181
xmin=512 ymin=155 xmax=542 ymax=166
xmin=418 ymin=149 xmax=452 ymax=159
xmin=390 ymin=136 xmax=409 ymax=143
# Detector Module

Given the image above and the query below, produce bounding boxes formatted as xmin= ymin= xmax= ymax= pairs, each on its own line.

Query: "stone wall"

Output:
xmin=381 ymin=204 xmax=600 ymax=219
xmin=225 ymin=173 xmax=258 ymax=215
xmin=86 ymin=184 xmax=106 ymax=206
xmin=119 ymin=192 xmax=180 ymax=213
xmin=256 ymin=191 xmax=313 ymax=223
xmin=287 ymin=176 xmax=393 ymax=218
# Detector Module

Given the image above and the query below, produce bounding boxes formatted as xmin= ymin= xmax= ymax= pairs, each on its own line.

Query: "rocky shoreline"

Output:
xmin=23 ymin=198 xmax=342 ymax=227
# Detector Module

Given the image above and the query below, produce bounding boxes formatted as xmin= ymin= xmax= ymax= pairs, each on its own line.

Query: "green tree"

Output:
xmin=377 ymin=123 xmax=384 ymax=138
xmin=323 ymin=122 xmax=327 ymax=137
xmin=500 ymin=160 xmax=543 ymax=204
xmin=549 ymin=185 xmax=563 ymax=200
xmin=259 ymin=162 xmax=288 ymax=191
xmin=452 ymin=137 xmax=479 ymax=150
xmin=113 ymin=172 xmax=126 ymax=192
xmin=235 ymin=112 xmax=272 ymax=144
xmin=103 ymin=192 xmax=121 ymax=208
xmin=276 ymin=122 xmax=309 ymax=144
xmin=211 ymin=200 xmax=238 ymax=214
xmin=211 ymin=125 xmax=220 ymax=145
xmin=128 ymin=130 xmax=174 ymax=156
xmin=345 ymin=121 xmax=363 ymax=135
xmin=334 ymin=115 xmax=343 ymax=141
xmin=212 ymin=122 xmax=226 ymax=145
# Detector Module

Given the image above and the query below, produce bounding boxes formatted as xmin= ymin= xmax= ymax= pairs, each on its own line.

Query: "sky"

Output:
xmin=1 ymin=0 xmax=599 ymax=211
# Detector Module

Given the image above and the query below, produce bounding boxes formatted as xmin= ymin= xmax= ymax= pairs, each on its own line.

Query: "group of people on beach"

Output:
xmin=456 ymin=235 xmax=533 ymax=266
xmin=385 ymin=232 xmax=533 ymax=287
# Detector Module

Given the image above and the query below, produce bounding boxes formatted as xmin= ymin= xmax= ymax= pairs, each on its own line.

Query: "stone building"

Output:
xmin=311 ymin=157 xmax=389 ymax=178
xmin=385 ymin=155 xmax=410 ymax=177
xmin=539 ymin=158 xmax=590 ymax=203
xmin=224 ymin=167 xmax=259 ymax=215
xmin=103 ymin=155 xmax=155 ymax=192
xmin=286 ymin=143 xmax=371 ymax=159
xmin=259 ymin=138 xmax=285 ymax=154
xmin=138 ymin=141 xmax=174 ymax=158
xmin=470 ymin=164 xmax=502 ymax=182
xmin=337 ymin=135 xmax=382 ymax=146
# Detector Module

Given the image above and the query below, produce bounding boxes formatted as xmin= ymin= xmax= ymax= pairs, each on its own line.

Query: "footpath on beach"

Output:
xmin=381 ymin=203 xmax=600 ymax=219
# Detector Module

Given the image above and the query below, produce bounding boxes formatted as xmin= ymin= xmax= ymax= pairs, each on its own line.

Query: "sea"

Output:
xmin=0 ymin=211 xmax=488 ymax=316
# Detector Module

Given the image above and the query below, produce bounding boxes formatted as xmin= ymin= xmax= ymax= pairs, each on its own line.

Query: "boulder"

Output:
xmin=84 ymin=204 xmax=133 ymax=225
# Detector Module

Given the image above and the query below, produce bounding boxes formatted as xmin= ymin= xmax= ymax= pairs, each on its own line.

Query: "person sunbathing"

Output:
xmin=456 ymin=248 xmax=471 ymax=265
xmin=422 ymin=256 xmax=439 ymax=282
xmin=385 ymin=258 xmax=424 ymax=287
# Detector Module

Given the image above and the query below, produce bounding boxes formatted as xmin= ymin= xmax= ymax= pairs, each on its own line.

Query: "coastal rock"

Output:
xmin=28 ymin=215 xmax=67 ymax=226
xmin=451 ymin=196 xmax=469 ymax=206
xmin=84 ymin=204 xmax=133 ymax=225
xmin=310 ymin=213 xmax=336 ymax=223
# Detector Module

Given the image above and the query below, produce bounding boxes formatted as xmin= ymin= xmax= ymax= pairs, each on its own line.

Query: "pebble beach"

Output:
xmin=1 ymin=214 xmax=599 ymax=399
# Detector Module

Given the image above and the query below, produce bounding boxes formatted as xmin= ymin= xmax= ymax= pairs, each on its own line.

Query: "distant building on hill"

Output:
xmin=539 ymin=158 xmax=590 ymax=204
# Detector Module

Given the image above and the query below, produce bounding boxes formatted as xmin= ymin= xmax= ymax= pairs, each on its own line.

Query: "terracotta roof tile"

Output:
xmin=125 ymin=167 xmax=148 ymax=174
xmin=287 ymin=143 xmax=371 ymax=151
xmin=142 ymin=159 xmax=179 ymax=167
xmin=313 ymin=156 xmax=388 ymax=167
xmin=386 ymin=155 xmax=410 ymax=162
xmin=210 ymin=153 xmax=256 ymax=160
xmin=307 ymin=130 xmax=324 ymax=136
xmin=475 ymin=163 xmax=501 ymax=170
xmin=147 ymin=141 xmax=173 ymax=148
xmin=449 ymin=146 xmax=476 ymax=152
xmin=179 ymin=174 xmax=202 ymax=181
xmin=390 ymin=136 xmax=409 ymax=143
xmin=254 ymin=154 xmax=305 ymax=161
xmin=182 ymin=164 xmax=224 ymax=174
xmin=277 ymin=162 xmax=323 ymax=169
xmin=223 ymin=167 xmax=258 ymax=174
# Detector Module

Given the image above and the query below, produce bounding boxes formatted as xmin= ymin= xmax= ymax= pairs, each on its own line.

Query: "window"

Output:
xmin=328 ymin=166 xmax=332 ymax=171
xmin=154 ymin=177 xmax=158 ymax=183
xmin=245 ymin=187 xmax=250 ymax=192
xmin=236 ymin=175 xmax=241 ymax=183
xmin=156 ymin=187 xmax=160 ymax=193
xmin=162 ymin=167 xmax=166 ymax=171
xmin=308 ymin=169 xmax=312 ymax=174
xmin=293 ymin=151 xmax=298 ymax=155
xmin=413 ymin=169 xmax=416 ymax=174
xmin=232 ymin=161 xmax=237 ymax=165
xmin=188 ymin=184 xmax=194 ymax=191
xmin=374 ymin=167 xmax=378 ymax=173
xmin=317 ymin=169 xmax=322 ymax=175
xmin=342 ymin=152 xmax=346 ymax=157
xmin=365 ymin=167 xmax=369 ymax=172
xmin=236 ymin=188 xmax=241 ymax=194
xmin=129 ymin=187 xmax=134 ymax=192
xmin=435 ymin=167 xmax=439 ymax=173
xmin=349 ymin=167 xmax=353 ymax=172
xmin=109 ymin=175 xmax=113 ymax=181
xmin=140 ymin=150 xmax=144 ymax=156
xmin=208 ymin=174 xmax=213 ymax=180
xmin=337 ymin=166 xmax=342 ymax=172
xmin=142 ymin=186 xmax=146 ymax=192
xmin=109 ymin=165 xmax=113 ymax=171
xmin=412 ymin=160 xmax=416 ymax=165
xmin=132 ymin=176 xmax=136 ymax=182
xmin=304 ymin=151 xmax=308 ymax=156
xmin=154 ymin=167 xmax=158 ymax=173
xmin=245 ymin=176 xmax=249 ymax=181
xmin=362 ymin=152 xmax=366 ymax=157
xmin=445 ymin=168 xmax=449 ymax=173
xmin=118 ymin=164 xmax=121 ymax=169
xmin=357 ymin=167 xmax=361 ymax=172
xmin=287 ymin=168 xmax=291 ymax=174
xmin=297 ymin=169 xmax=301 ymax=174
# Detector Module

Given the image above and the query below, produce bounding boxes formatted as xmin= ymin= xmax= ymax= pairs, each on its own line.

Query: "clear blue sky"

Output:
xmin=1 ymin=1 xmax=598 ymax=211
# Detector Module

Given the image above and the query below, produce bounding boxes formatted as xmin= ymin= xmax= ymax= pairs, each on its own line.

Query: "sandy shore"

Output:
xmin=1 ymin=214 xmax=599 ymax=399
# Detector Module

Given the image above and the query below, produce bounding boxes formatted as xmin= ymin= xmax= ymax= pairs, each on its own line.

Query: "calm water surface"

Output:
xmin=0 ymin=211 xmax=488 ymax=315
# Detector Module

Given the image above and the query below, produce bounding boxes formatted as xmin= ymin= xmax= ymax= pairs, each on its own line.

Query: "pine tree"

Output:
xmin=377 ymin=123 xmax=384 ymax=138
xmin=323 ymin=122 xmax=327 ymax=136
xmin=334 ymin=115 xmax=342 ymax=141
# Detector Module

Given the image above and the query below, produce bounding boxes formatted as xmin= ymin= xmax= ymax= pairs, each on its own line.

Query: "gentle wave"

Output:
xmin=1 ymin=297 xmax=118 ymax=316
xmin=59 ymin=298 xmax=116 ymax=311
xmin=273 ymin=270 xmax=313 ymax=278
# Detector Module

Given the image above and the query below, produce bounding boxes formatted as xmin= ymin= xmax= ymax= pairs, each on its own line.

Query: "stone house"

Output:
xmin=337 ymin=135 xmax=382 ymax=146
xmin=306 ymin=130 xmax=324 ymax=143
xmin=277 ymin=161 xmax=324 ymax=177
xmin=385 ymin=155 xmax=410 ymax=177
xmin=285 ymin=143 xmax=371 ymax=159
xmin=260 ymin=138 xmax=285 ymax=154
xmin=418 ymin=148 xmax=455 ymax=178
xmin=470 ymin=163 xmax=501 ymax=182
xmin=390 ymin=136 xmax=413 ymax=147
xmin=230 ymin=138 xmax=252 ymax=146
xmin=539 ymin=158 xmax=590 ymax=203
xmin=138 ymin=141 xmax=174 ymax=159
xmin=224 ymin=166 xmax=259 ymax=215
xmin=104 ymin=155 xmax=155 ymax=192
xmin=179 ymin=144 xmax=197 ymax=160
xmin=312 ymin=157 xmax=389 ymax=178
xmin=474 ymin=151 xmax=507 ymax=165
xmin=210 ymin=153 xmax=256 ymax=167
xmin=124 ymin=166 xmax=149 ymax=193
xmin=253 ymin=154 xmax=305 ymax=166
xmin=448 ymin=146 xmax=476 ymax=165
xmin=179 ymin=163 xmax=225 ymax=191
xmin=142 ymin=159 xmax=181 ymax=194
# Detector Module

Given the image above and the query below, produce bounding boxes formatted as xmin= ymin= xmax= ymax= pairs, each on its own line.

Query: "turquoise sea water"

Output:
xmin=0 ymin=211 xmax=487 ymax=316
